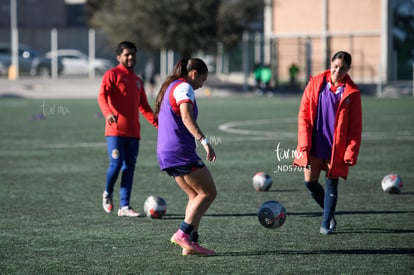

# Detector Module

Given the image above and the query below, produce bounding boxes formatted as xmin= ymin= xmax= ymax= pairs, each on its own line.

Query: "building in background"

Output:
xmin=0 ymin=0 xmax=412 ymax=84
xmin=264 ymin=0 xmax=410 ymax=85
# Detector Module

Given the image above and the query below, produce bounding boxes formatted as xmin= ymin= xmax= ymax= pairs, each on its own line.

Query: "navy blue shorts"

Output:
xmin=164 ymin=160 xmax=205 ymax=177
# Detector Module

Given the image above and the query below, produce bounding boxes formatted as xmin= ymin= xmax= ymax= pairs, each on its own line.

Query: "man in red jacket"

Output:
xmin=98 ymin=41 xmax=158 ymax=217
xmin=293 ymin=51 xmax=362 ymax=234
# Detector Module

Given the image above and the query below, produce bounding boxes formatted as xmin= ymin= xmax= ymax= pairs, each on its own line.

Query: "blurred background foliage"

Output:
xmin=86 ymin=0 xmax=262 ymax=57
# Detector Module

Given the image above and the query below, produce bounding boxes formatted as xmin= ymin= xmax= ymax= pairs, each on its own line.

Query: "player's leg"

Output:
xmin=183 ymin=167 xmax=216 ymax=254
xmin=321 ymin=177 xmax=338 ymax=233
xmin=171 ymin=175 xmax=197 ymax=253
xmin=172 ymin=167 xmax=216 ymax=254
xmin=102 ymin=136 xmax=124 ymax=213
xmin=304 ymin=155 xmax=325 ymax=208
xmin=181 ymin=166 xmax=216 ymax=229
xmin=105 ymin=136 xmax=124 ymax=194
xmin=118 ymin=138 xmax=140 ymax=216
xmin=175 ymin=176 xmax=198 ymax=226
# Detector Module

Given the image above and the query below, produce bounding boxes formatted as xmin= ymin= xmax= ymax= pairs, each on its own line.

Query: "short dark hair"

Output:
xmin=116 ymin=41 xmax=137 ymax=56
xmin=332 ymin=51 xmax=352 ymax=67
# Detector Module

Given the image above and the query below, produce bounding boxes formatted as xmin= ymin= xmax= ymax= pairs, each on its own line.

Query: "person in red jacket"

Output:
xmin=98 ymin=41 xmax=158 ymax=217
xmin=293 ymin=51 xmax=362 ymax=234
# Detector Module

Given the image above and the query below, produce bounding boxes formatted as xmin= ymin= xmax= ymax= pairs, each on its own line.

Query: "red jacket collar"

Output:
xmin=320 ymin=70 xmax=358 ymax=95
xmin=117 ymin=63 xmax=134 ymax=74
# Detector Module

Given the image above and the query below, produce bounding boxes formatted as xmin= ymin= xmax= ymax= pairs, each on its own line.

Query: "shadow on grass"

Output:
xmin=290 ymin=210 xmax=414 ymax=217
xmin=162 ymin=210 xmax=414 ymax=220
xmin=162 ymin=213 xmax=257 ymax=220
xmin=339 ymin=228 xmax=414 ymax=234
xmin=210 ymin=247 xmax=414 ymax=257
xmin=398 ymin=192 xmax=414 ymax=195
xmin=268 ymin=189 xmax=299 ymax=193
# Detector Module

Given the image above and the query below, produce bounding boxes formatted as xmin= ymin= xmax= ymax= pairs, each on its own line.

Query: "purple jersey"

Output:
xmin=157 ymin=79 xmax=200 ymax=170
xmin=310 ymin=82 xmax=344 ymax=160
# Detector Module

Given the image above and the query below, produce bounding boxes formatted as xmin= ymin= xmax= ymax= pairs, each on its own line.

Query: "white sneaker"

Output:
xmin=329 ymin=216 xmax=337 ymax=230
xmin=102 ymin=192 xmax=113 ymax=213
xmin=117 ymin=207 xmax=141 ymax=217
xmin=320 ymin=227 xmax=333 ymax=235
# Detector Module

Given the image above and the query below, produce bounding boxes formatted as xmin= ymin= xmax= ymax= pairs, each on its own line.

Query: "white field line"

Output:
xmin=39 ymin=142 xmax=107 ymax=149
xmin=218 ymin=118 xmax=297 ymax=139
xmin=28 ymin=119 xmax=414 ymax=150
xmin=218 ymin=118 xmax=414 ymax=141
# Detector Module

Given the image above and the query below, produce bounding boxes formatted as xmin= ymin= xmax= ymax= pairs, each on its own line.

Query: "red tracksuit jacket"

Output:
xmin=293 ymin=70 xmax=362 ymax=179
xmin=98 ymin=64 xmax=158 ymax=138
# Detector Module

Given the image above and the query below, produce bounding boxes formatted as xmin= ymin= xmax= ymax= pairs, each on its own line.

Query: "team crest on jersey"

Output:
xmin=136 ymin=81 xmax=142 ymax=89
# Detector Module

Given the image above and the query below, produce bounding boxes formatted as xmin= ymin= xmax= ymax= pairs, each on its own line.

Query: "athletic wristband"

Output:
xmin=200 ymin=138 xmax=209 ymax=145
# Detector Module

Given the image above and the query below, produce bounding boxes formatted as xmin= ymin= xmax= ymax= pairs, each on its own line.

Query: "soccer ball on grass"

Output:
xmin=252 ymin=172 xmax=273 ymax=191
xmin=143 ymin=195 xmax=167 ymax=218
xmin=258 ymin=200 xmax=287 ymax=229
xmin=381 ymin=174 xmax=403 ymax=194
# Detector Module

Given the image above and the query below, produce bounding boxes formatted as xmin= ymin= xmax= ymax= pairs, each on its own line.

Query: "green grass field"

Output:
xmin=0 ymin=94 xmax=413 ymax=274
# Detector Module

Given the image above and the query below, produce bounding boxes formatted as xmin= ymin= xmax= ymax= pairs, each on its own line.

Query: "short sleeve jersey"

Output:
xmin=157 ymin=79 xmax=200 ymax=170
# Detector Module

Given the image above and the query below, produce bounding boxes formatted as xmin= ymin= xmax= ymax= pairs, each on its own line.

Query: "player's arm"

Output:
xmin=179 ymin=102 xmax=216 ymax=162
xmin=138 ymin=88 xmax=158 ymax=128
xmin=344 ymin=92 xmax=362 ymax=165
xmin=297 ymin=77 xmax=314 ymax=152
xmin=98 ymin=71 xmax=117 ymax=125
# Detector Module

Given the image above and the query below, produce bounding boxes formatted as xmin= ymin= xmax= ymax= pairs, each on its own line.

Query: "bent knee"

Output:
xmin=201 ymin=186 xmax=217 ymax=202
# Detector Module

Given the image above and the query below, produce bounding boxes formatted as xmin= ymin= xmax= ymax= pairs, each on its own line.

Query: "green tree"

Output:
xmin=86 ymin=0 xmax=262 ymax=57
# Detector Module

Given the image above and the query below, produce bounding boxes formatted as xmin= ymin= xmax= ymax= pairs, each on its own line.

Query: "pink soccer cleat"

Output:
xmin=170 ymin=229 xmax=192 ymax=250
xmin=182 ymin=242 xmax=216 ymax=256
xmin=189 ymin=242 xmax=215 ymax=255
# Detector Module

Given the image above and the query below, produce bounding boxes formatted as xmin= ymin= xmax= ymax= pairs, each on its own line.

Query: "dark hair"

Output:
xmin=154 ymin=58 xmax=208 ymax=117
xmin=331 ymin=51 xmax=352 ymax=67
xmin=116 ymin=41 xmax=137 ymax=56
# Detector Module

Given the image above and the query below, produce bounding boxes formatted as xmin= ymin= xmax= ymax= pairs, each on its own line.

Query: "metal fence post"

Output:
xmin=51 ymin=28 xmax=58 ymax=79
xmin=88 ymin=28 xmax=96 ymax=79
xmin=377 ymin=64 xmax=382 ymax=97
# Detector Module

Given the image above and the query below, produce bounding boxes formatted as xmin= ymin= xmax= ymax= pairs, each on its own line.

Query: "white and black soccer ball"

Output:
xmin=143 ymin=195 xmax=167 ymax=218
xmin=258 ymin=200 xmax=287 ymax=229
xmin=381 ymin=174 xmax=403 ymax=194
xmin=252 ymin=172 xmax=273 ymax=191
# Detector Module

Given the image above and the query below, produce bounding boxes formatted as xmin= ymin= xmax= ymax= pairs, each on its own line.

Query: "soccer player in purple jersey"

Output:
xmin=155 ymin=58 xmax=217 ymax=255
